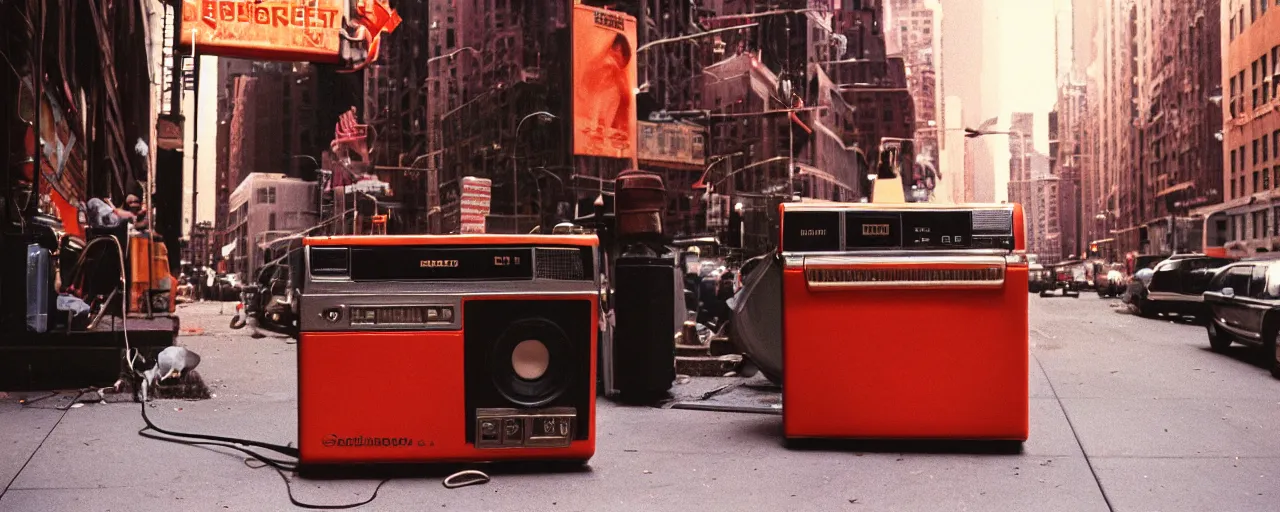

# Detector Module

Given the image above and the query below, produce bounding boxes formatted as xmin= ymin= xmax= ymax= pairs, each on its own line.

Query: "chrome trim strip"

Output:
xmin=781 ymin=250 xmax=1014 ymax=269
xmin=802 ymin=254 xmax=1009 ymax=267
xmin=304 ymin=280 xmax=597 ymax=295
xmin=800 ymin=255 xmax=1008 ymax=290
xmin=299 ymin=291 xmax=597 ymax=332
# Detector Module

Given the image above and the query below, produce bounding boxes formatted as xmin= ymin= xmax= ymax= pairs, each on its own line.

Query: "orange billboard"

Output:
xmin=180 ymin=0 xmax=346 ymax=62
xmin=572 ymin=5 xmax=637 ymax=160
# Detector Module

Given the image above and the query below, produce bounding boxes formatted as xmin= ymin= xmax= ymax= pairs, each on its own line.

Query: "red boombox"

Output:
xmin=297 ymin=235 xmax=600 ymax=466
xmin=778 ymin=202 xmax=1029 ymax=442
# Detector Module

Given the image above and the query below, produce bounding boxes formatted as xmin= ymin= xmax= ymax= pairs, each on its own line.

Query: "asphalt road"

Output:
xmin=1 ymin=296 xmax=1278 ymax=511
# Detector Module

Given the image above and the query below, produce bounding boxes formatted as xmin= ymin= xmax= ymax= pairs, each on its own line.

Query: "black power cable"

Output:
xmin=136 ymin=400 xmax=391 ymax=509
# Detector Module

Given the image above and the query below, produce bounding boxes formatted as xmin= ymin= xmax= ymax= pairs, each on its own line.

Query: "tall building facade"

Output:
xmin=364 ymin=0 xmax=431 ymax=233
xmin=1054 ymin=83 xmax=1087 ymax=259
xmin=1131 ymin=0 xmax=1223 ymax=255
xmin=1083 ymin=0 xmax=1139 ymax=256
xmin=427 ymin=0 xmax=574 ymax=234
xmin=888 ymin=0 xmax=941 ymax=198
xmin=214 ymin=61 xmax=321 ymax=260
xmin=1219 ymin=0 xmax=1280 ymax=255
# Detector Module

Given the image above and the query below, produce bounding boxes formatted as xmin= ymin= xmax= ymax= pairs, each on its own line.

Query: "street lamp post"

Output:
xmin=964 ymin=127 xmax=1029 ymax=203
xmin=513 ymin=111 xmax=557 ymax=224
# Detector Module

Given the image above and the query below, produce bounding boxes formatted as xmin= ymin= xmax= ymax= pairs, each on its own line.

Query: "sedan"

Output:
xmin=1202 ymin=257 xmax=1280 ymax=379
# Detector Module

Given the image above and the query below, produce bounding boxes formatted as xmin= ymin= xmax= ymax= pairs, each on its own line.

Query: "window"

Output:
xmin=1274 ymin=46 xmax=1280 ymax=100
xmin=1251 ymin=265 xmax=1270 ymax=299
xmin=268 ymin=212 xmax=277 ymax=231
xmin=1233 ymin=177 xmax=1239 ymax=198
xmin=1232 ymin=148 xmax=1238 ymax=173
xmin=1266 ymin=264 xmax=1280 ymax=299
xmin=1267 ymin=55 xmax=1273 ymax=101
xmin=1224 ymin=265 xmax=1254 ymax=296
xmin=1255 ymin=171 xmax=1261 ymax=193
xmin=1256 ymin=139 xmax=1261 ymax=165
xmin=1265 ymin=169 xmax=1272 ymax=190
xmin=1266 ymin=135 xmax=1272 ymax=162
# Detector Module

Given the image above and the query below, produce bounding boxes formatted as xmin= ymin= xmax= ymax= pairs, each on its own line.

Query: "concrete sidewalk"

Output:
xmin=0 ymin=298 xmax=1272 ymax=511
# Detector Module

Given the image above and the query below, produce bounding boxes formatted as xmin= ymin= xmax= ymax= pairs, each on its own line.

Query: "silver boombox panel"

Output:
xmin=299 ymin=241 xmax=601 ymax=333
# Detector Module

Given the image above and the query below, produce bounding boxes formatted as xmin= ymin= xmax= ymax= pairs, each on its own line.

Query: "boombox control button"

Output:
xmin=479 ymin=420 xmax=499 ymax=441
xmin=322 ymin=308 xmax=342 ymax=323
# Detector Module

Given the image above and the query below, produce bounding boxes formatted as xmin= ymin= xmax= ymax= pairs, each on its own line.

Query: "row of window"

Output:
xmin=1228 ymin=129 xmax=1280 ymax=199
xmin=1228 ymin=45 xmax=1280 ymax=118
xmin=1229 ymin=0 xmax=1279 ymax=41
xmin=1228 ymin=206 xmax=1280 ymax=241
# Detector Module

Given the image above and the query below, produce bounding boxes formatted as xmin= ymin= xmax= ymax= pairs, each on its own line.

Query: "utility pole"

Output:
xmin=189 ymin=31 xmax=202 ymax=265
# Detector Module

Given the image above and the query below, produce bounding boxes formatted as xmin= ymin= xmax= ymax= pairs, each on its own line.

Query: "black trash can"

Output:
xmin=612 ymin=246 xmax=678 ymax=402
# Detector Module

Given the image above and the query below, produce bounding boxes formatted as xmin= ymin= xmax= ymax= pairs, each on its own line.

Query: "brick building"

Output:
xmin=1215 ymin=0 xmax=1280 ymax=255
xmin=1130 ymin=0 xmax=1222 ymax=255
xmin=1082 ymin=0 xmax=1222 ymax=257
xmin=1083 ymin=0 xmax=1139 ymax=256
xmin=428 ymin=0 xmax=574 ymax=234
xmin=214 ymin=61 xmax=320 ymax=257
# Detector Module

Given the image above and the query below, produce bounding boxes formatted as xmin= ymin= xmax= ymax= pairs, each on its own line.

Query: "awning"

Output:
xmin=221 ymin=240 xmax=237 ymax=258
xmin=1189 ymin=193 xmax=1259 ymax=217
xmin=1155 ymin=181 xmax=1194 ymax=197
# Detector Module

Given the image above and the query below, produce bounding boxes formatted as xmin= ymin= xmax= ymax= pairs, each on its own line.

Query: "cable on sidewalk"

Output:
xmin=136 ymin=400 xmax=489 ymax=508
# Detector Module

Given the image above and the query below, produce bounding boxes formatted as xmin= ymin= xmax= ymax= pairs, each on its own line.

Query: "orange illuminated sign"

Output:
xmin=572 ymin=5 xmax=637 ymax=161
xmin=181 ymin=0 xmax=345 ymax=62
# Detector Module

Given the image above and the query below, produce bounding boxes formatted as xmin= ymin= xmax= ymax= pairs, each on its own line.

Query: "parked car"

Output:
xmin=1126 ymin=254 xmax=1233 ymax=320
xmin=1094 ymin=263 xmax=1127 ymax=298
xmin=1201 ymin=257 xmax=1280 ymax=379
xmin=1040 ymin=260 xmax=1086 ymax=298
xmin=1121 ymin=254 xmax=1173 ymax=312
xmin=1028 ymin=263 xmax=1051 ymax=293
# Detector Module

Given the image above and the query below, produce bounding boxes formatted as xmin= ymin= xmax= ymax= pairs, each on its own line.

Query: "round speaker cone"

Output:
xmin=489 ymin=318 xmax=576 ymax=407
xmin=511 ymin=339 xmax=550 ymax=380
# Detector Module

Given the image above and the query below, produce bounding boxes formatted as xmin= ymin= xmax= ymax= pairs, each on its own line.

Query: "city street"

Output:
xmin=2 ymin=297 xmax=1279 ymax=511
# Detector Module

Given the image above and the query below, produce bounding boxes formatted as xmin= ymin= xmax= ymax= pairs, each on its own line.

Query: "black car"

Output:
xmin=1202 ymin=257 xmax=1280 ymax=379
xmin=1132 ymin=255 xmax=1234 ymax=320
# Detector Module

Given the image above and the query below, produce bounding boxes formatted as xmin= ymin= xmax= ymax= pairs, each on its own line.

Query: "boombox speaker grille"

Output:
xmin=534 ymin=248 xmax=588 ymax=281
xmin=971 ymin=209 xmax=1013 ymax=234
xmin=464 ymin=299 xmax=592 ymax=444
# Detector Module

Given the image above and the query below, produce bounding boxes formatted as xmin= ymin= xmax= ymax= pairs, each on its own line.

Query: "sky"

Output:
xmin=941 ymin=0 xmax=1061 ymax=202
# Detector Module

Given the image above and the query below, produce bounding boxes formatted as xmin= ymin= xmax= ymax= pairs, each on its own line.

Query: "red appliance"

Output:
xmin=297 ymin=234 xmax=599 ymax=466
xmin=779 ymin=202 xmax=1029 ymax=441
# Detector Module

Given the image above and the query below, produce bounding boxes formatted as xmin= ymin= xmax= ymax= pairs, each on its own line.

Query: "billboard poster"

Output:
xmin=181 ymin=0 xmax=346 ymax=62
xmin=460 ymin=177 xmax=492 ymax=234
xmin=637 ymin=121 xmax=705 ymax=167
xmin=571 ymin=5 xmax=637 ymax=160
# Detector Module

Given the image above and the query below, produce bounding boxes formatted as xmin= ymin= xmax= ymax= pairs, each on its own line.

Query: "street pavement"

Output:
xmin=1 ymin=296 xmax=1279 ymax=511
